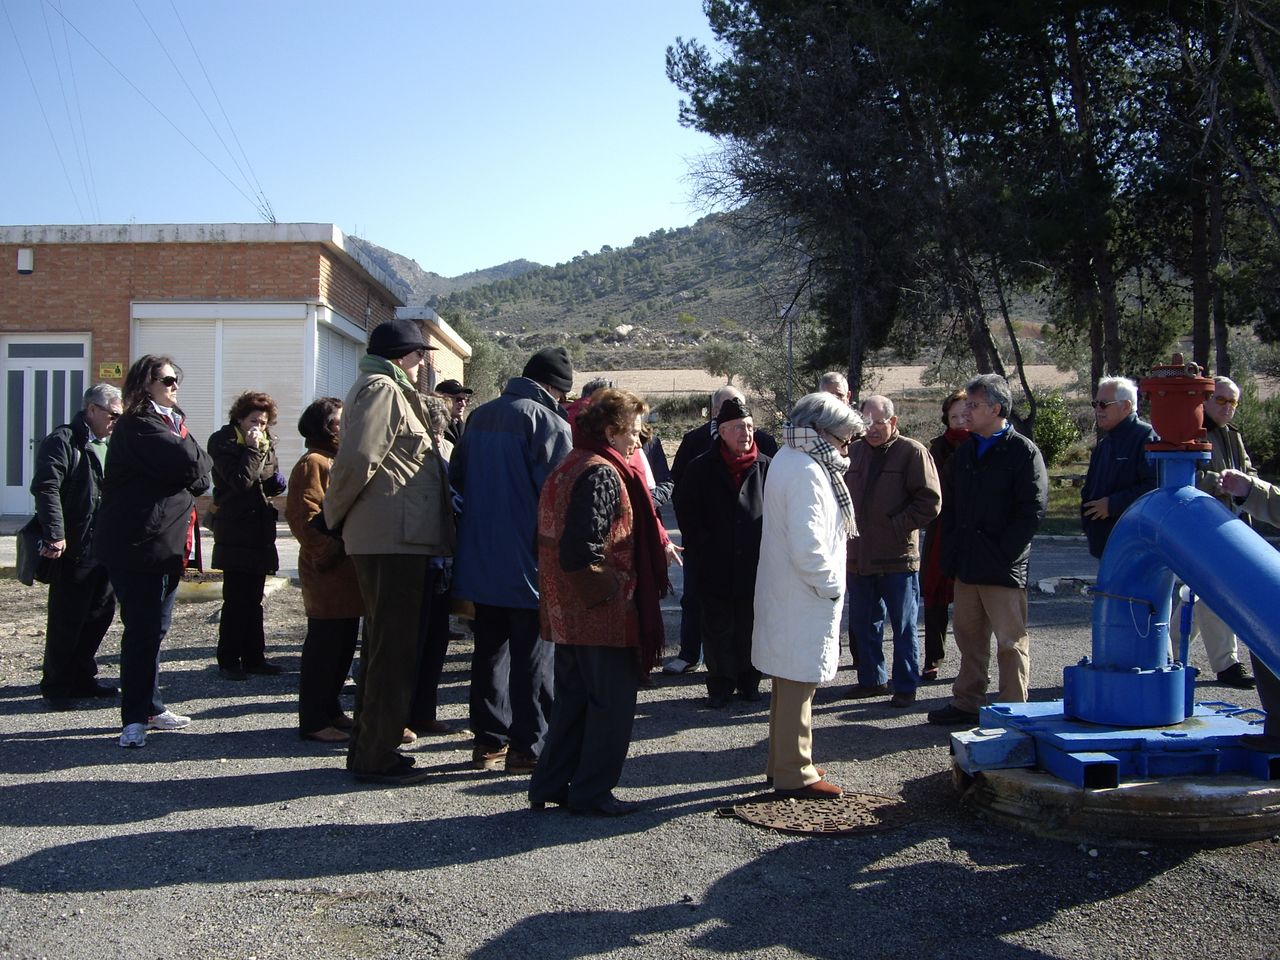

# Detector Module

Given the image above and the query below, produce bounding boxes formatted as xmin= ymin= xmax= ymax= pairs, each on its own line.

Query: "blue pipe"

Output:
xmin=1066 ymin=451 xmax=1280 ymax=725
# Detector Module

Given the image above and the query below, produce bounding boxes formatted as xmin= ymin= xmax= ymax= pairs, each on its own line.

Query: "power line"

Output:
xmin=55 ymin=0 xmax=101 ymax=220
xmin=166 ymin=0 xmax=275 ymax=223
xmin=39 ymin=0 xmax=272 ymax=221
xmin=39 ymin=0 xmax=96 ymax=220
xmin=129 ymin=0 xmax=273 ymax=222
xmin=2 ymin=0 xmax=86 ymax=220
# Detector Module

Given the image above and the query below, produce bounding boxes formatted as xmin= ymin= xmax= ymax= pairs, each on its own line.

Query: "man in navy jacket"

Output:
xmin=1080 ymin=376 xmax=1157 ymax=559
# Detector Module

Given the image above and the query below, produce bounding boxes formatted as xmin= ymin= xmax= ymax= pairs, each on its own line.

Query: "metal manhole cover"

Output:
xmin=720 ymin=792 xmax=911 ymax=835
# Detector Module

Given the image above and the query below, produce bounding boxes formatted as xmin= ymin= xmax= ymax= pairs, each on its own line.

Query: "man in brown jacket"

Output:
xmin=843 ymin=395 xmax=941 ymax=707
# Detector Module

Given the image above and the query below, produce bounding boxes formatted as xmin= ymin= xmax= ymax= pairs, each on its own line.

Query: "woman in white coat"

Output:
xmin=753 ymin=392 xmax=864 ymax=798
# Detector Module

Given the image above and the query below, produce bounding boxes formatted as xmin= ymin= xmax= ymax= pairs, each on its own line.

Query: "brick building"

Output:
xmin=0 ymin=223 xmax=470 ymax=515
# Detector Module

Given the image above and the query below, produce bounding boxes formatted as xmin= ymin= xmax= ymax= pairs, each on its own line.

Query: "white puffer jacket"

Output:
xmin=752 ymin=444 xmax=849 ymax=683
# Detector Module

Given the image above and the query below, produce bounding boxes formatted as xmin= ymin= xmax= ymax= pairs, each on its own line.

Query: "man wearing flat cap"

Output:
xmin=324 ymin=318 xmax=455 ymax=785
xmin=435 ymin=379 xmax=473 ymax=448
xmin=672 ymin=396 xmax=771 ymax=708
xmin=450 ymin=346 xmax=574 ymax=774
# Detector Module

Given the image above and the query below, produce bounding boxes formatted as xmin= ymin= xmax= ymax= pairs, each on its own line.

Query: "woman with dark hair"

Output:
xmin=919 ymin=389 xmax=969 ymax=681
xmin=207 ymin=390 xmax=287 ymax=680
xmin=286 ymin=397 xmax=363 ymax=742
xmin=528 ymin=388 xmax=680 ymax=816
xmin=93 ymin=355 xmax=211 ymax=748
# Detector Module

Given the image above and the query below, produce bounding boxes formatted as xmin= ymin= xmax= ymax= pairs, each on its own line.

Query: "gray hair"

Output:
xmin=711 ymin=385 xmax=745 ymax=417
xmin=82 ymin=383 xmax=122 ymax=410
xmin=581 ymin=377 xmax=616 ymax=398
xmin=1214 ymin=375 xmax=1240 ymax=396
xmin=421 ymin=394 xmax=451 ymax=436
xmin=789 ymin=391 xmax=865 ymax=438
xmin=860 ymin=394 xmax=895 ymax=419
xmin=965 ymin=374 xmax=1012 ymax=418
xmin=818 ymin=371 xmax=849 ymax=395
xmin=1098 ymin=376 xmax=1137 ymax=408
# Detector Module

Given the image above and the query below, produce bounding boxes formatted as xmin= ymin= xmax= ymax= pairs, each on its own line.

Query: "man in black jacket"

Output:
xmin=30 ymin=384 xmax=123 ymax=709
xmin=672 ymin=397 xmax=770 ymax=707
xmin=1080 ymin=376 xmax=1157 ymax=559
xmin=928 ymin=375 xmax=1048 ymax=726
xmin=435 ymin=379 xmax=473 ymax=448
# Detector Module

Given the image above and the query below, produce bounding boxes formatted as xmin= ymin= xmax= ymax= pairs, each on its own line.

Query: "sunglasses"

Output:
xmin=94 ymin=404 xmax=121 ymax=421
xmin=1213 ymin=395 xmax=1239 ymax=408
xmin=153 ymin=375 xmax=180 ymax=387
xmin=1091 ymin=400 xmax=1119 ymax=410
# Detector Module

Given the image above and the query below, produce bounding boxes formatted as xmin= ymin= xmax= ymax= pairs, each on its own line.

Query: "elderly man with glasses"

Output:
xmin=30 ymin=383 xmax=125 ymax=710
xmin=1171 ymin=375 xmax=1258 ymax=689
xmin=1079 ymin=376 xmax=1157 ymax=559
xmin=928 ymin=374 xmax=1048 ymax=727
xmin=842 ymin=395 xmax=940 ymax=707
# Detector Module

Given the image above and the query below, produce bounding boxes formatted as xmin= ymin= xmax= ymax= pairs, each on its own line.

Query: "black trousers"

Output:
xmin=111 ymin=568 xmax=179 ymax=726
xmin=923 ymin=605 xmax=949 ymax=670
xmin=530 ymin=644 xmax=639 ymax=808
xmin=41 ymin=561 xmax=115 ymax=698
xmin=217 ymin=570 xmax=268 ymax=670
xmin=409 ymin=567 xmax=451 ymax=728
xmin=700 ymin=593 xmax=761 ymax=697
xmin=1251 ymin=652 xmax=1280 ymax=737
xmin=298 ymin=616 xmax=359 ymax=735
xmin=348 ymin=554 xmax=426 ymax=775
xmin=469 ymin=604 xmax=552 ymax=757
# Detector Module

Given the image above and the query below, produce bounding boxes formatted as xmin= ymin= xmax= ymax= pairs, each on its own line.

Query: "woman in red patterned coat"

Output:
xmin=528 ymin=389 xmax=680 ymax=817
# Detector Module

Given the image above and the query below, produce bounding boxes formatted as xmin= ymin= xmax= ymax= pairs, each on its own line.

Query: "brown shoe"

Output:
xmin=472 ymin=744 xmax=509 ymax=770
xmin=302 ymin=726 xmax=349 ymax=743
xmin=402 ymin=728 xmax=417 ymax=744
xmin=889 ymin=691 xmax=916 ymax=708
xmin=776 ymin=778 xmax=843 ymax=799
xmin=330 ymin=713 xmax=354 ymax=731
xmin=505 ymin=750 xmax=538 ymax=774
xmin=843 ymin=684 xmax=889 ymax=700
xmin=416 ymin=719 xmax=456 ymax=736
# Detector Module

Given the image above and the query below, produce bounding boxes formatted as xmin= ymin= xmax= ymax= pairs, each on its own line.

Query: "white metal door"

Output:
xmin=1 ymin=335 xmax=91 ymax=515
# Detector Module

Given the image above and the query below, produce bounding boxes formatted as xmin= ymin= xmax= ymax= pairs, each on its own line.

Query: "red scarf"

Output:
xmin=945 ymin=427 xmax=970 ymax=448
xmin=576 ymin=433 xmax=669 ymax=671
xmin=719 ymin=439 xmax=758 ymax=490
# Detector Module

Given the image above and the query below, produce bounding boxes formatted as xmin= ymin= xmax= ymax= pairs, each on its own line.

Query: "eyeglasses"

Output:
xmin=861 ymin=416 xmax=893 ymax=427
xmin=1213 ymin=395 xmax=1239 ymax=408
xmin=153 ymin=375 xmax=180 ymax=387
xmin=1091 ymin=400 xmax=1119 ymax=410
xmin=829 ymin=432 xmax=855 ymax=447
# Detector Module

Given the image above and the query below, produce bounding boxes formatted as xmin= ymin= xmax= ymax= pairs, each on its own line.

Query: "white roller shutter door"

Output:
xmin=133 ymin=319 xmax=218 ymax=447
xmin=222 ymin=320 xmax=307 ymax=475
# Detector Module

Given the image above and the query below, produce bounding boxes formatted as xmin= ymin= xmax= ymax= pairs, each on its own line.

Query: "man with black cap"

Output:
xmin=324 ymin=318 xmax=455 ymax=785
xmin=672 ymin=396 xmax=771 ymax=707
xmin=450 ymin=346 xmax=574 ymax=773
xmin=434 ymin=379 xmax=473 ymax=448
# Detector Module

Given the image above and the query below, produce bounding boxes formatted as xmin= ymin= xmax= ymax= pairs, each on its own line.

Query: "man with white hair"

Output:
xmin=1174 ymin=375 xmax=1256 ymax=689
xmin=30 ymin=383 xmax=124 ymax=710
xmin=818 ymin=371 xmax=851 ymax=405
xmin=1080 ymin=376 xmax=1157 ymax=559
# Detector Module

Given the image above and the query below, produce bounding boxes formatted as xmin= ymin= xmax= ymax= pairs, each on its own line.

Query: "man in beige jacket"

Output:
xmin=324 ymin=318 xmax=455 ymax=785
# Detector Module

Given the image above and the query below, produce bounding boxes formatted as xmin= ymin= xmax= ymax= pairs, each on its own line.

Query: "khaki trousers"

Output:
xmin=1171 ymin=597 xmax=1245 ymax=674
xmin=766 ymin=677 xmax=820 ymax=791
xmin=950 ymin=580 xmax=1030 ymax=714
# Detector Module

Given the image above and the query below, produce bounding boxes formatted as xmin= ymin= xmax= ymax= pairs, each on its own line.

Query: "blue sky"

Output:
xmin=0 ymin=1 xmax=721 ymax=277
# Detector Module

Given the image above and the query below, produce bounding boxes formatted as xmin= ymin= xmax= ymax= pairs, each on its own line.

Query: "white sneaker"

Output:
xmin=119 ymin=723 xmax=147 ymax=748
xmin=147 ymin=709 xmax=191 ymax=730
xmin=662 ymin=657 xmax=697 ymax=675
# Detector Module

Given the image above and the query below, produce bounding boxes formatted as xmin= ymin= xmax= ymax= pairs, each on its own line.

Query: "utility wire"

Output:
xmin=167 ymin=0 xmax=275 ymax=222
xmin=55 ymin=0 xmax=100 ymax=220
xmin=40 ymin=0 xmax=95 ymax=221
xmin=130 ymin=0 xmax=273 ymax=222
xmin=2 ymin=0 xmax=86 ymax=220
xmin=39 ymin=0 xmax=270 ymax=220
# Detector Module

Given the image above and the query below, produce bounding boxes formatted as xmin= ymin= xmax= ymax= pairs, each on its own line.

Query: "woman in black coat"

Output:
xmin=207 ymin=391 xmax=287 ymax=680
xmin=94 ymin=355 xmax=211 ymax=748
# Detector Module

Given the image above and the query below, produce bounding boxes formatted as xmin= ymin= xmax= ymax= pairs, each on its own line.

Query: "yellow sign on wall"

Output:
xmin=98 ymin=362 xmax=124 ymax=379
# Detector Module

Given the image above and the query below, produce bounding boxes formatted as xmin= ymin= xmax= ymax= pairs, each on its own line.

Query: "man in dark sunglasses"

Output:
xmin=1079 ymin=376 xmax=1156 ymax=560
xmin=29 ymin=383 xmax=125 ymax=710
xmin=1176 ymin=374 xmax=1257 ymax=690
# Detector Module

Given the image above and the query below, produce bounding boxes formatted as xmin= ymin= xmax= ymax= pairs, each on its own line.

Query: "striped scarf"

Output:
xmin=783 ymin=424 xmax=858 ymax=538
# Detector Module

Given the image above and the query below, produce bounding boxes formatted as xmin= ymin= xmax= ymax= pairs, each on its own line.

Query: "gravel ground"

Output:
xmin=0 ymin=537 xmax=1277 ymax=960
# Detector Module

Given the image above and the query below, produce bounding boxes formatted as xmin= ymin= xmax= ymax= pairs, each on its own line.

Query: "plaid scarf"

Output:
xmin=783 ymin=424 xmax=858 ymax=538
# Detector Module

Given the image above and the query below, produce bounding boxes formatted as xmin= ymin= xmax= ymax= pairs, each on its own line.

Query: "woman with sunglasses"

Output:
xmin=751 ymin=391 xmax=864 ymax=798
xmin=93 ymin=355 xmax=212 ymax=748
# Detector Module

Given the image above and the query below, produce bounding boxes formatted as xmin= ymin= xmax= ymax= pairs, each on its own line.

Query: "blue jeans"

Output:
xmin=848 ymin=571 xmax=921 ymax=694
xmin=111 ymin=569 xmax=179 ymax=726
